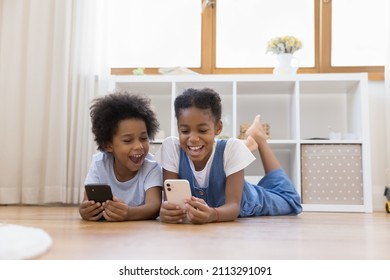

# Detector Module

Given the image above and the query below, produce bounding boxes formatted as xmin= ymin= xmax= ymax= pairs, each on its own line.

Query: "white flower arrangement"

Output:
xmin=266 ymin=35 xmax=302 ymax=55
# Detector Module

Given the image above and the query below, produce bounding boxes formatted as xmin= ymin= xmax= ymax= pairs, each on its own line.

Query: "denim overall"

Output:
xmin=179 ymin=139 xmax=302 ymax=216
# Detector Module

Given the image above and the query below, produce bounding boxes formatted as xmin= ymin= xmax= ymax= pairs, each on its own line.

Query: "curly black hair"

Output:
xmin=90 ymin=91 xmax=160 ymax=151
xmin=174 ymin=88 xmax=222 ymax=123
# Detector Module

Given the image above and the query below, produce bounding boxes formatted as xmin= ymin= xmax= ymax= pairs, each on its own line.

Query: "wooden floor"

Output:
xmin=0 ymin=205 xmax=389 ymax=260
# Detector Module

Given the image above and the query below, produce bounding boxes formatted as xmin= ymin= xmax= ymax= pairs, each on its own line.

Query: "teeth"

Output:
xmin=189 ymin=146 xmax=202 ymax=151
xmin=131 ymin=154 xmax=142 ymax=158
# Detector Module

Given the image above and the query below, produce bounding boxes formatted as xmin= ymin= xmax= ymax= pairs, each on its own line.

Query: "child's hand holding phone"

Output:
xmin=160 ymin=179 xmax=192 ymax=224
xmin=79 ymin=184 xmax=113 ymax=221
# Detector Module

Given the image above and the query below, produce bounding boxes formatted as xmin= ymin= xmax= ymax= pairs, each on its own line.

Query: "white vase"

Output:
xmin=273 ymin=53 xmax=298 ymax=75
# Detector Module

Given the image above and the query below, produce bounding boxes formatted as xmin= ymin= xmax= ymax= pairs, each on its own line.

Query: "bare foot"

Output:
xmin=245 ymin=115 xmax=268 ymax=145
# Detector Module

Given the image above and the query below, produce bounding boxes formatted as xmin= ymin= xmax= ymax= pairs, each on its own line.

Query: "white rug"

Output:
xmin=0 ymin=223 xmax=52 ymax=259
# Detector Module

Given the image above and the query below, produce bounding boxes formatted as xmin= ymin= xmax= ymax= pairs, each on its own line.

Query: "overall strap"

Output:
xmin=178 ymin=139 xmax=227 ymax=207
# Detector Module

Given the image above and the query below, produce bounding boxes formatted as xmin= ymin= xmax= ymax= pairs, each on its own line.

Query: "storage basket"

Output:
xmin=301 ymin=144 xmax=363 ymax=205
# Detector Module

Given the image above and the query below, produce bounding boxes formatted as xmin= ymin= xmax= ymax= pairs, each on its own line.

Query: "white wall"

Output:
xmin=368 ymin=81 xmax=389 ymax=211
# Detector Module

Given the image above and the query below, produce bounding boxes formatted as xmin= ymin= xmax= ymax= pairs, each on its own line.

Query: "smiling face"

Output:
xmin=177 ymin=107 xmax=222 ymax=171
xmin=106 ymin=118 xmax=149 ymax=181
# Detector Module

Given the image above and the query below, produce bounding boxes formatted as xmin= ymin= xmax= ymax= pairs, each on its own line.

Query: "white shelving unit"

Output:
xmin=110 ymin=73 xmax=372 ymax=213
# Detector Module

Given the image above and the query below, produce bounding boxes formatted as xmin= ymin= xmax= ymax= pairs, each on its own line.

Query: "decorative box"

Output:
xmin=301 ymin=144 xmax=363 ymax=205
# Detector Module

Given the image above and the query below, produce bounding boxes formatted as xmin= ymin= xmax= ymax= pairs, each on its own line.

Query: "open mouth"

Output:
xmin=187 ymin=145 xmax=204 ymax=156
xmin=129 ymin=154 xmax=143 ymax=164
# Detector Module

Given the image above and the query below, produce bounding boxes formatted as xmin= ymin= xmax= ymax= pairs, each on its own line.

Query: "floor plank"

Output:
xmin=1 ymin=206 xmax=389 ymax=260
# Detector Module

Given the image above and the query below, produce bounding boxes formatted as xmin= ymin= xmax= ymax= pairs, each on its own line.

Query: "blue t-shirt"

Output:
xmin=84 ymin=152 xmax=162 ymax=206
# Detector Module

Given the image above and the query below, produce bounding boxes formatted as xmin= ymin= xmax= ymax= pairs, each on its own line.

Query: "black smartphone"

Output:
xmin=85 ymin=184 xmax=113 ymax=203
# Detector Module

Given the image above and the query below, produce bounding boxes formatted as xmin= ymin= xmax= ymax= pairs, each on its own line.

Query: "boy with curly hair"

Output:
xmin=79 ymin=92 xmax=162 ymax=222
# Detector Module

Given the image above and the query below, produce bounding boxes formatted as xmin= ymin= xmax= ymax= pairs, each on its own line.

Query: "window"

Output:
xmin=331 ymin=0 xmax=388 ymax=66
xmin=215 ymin=0 xmax=314 ymax=68
xmin=108 ymin=0 xmax=201 ymax=68
xmin=109 ymin=0 xmax=388 ymax=80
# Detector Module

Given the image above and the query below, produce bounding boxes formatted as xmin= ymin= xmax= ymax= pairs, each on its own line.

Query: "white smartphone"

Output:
xmin=164 ymin=179 xmax=192 ymax=208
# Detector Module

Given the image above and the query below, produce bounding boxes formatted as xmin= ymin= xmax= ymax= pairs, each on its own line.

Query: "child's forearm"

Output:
xmin=126 ymin=202 xmax=161 ymax=221
xmin=211 ymin=203 xmax=240 ymax=222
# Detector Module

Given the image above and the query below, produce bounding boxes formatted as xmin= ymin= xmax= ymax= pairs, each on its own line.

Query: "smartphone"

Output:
xmin=164 ymin=179 xmax=192 ymax=208
xmin=85 ymin=184 xmax=113 ymax=203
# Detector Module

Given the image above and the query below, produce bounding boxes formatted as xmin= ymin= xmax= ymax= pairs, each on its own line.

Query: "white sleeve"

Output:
xmin=224 ymin=138 xmax=256 ymax=177
xmin=154 ymin=136 xmax=181 ymax=174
